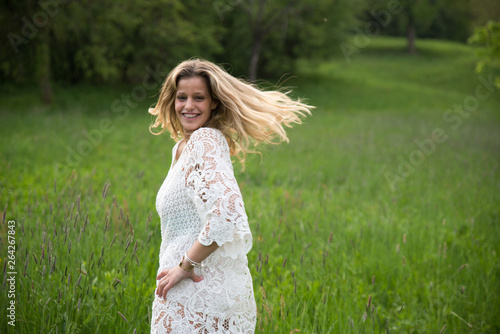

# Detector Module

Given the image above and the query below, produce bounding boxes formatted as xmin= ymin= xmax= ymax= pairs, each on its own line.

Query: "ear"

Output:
xmin=211 ymin=101 xmax=218 ymax=110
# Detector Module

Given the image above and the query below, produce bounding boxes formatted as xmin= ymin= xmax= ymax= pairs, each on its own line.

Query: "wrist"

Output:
xmin=184 ymin=252 xmax=204 ymax=269
xmin=179 ymin=257 xmax=194 ymax=272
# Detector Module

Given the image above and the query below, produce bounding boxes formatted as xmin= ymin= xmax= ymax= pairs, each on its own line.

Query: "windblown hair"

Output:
xmin=149 ymin=58 xmax=314 ymax=165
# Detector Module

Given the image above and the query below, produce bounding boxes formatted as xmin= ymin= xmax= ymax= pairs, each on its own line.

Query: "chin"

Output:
xmin=182 ymin=124 xmax=203 ymax=136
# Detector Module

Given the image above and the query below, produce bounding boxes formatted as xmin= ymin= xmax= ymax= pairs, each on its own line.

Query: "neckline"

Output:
xmin=170 ymin=127 xmax=214 ymax=168
xmin=171 ymin=139 xmax=186 ymax=168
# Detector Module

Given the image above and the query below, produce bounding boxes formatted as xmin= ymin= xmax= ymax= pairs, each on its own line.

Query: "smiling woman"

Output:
xmin=148 ymin=58 xmax=313 ymax=333
xmin=175 ymin=77 xmax=217 ymax=137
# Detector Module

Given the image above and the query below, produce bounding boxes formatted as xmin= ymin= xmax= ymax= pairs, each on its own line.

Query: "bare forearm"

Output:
xmin=186 ymin=240 xmax=219 ymax=264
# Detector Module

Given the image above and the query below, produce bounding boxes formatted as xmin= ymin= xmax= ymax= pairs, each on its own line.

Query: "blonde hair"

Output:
xmin=149 ymin=58 xmax=313 ymax=165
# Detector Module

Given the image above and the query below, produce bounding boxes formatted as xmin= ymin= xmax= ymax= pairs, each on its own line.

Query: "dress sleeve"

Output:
xmin=183 ymin=128 xmax=252 ymax=258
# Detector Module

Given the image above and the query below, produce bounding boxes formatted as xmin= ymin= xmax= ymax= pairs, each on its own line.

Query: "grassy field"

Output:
xmin=1 ymin=36 xmax=499 ymax=333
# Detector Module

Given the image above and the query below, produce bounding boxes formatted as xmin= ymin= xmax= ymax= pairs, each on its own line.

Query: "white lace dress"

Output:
xmin=151 ymin=127 xmax=256 ymax=333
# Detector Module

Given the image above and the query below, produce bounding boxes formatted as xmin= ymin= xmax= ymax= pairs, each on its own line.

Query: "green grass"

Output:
xmin=1 ymin=36 xmax=499 ymax=333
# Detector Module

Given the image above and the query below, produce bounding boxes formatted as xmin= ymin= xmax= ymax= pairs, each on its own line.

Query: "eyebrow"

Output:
xmin=176 ymin=91 xmax=206 ymax=95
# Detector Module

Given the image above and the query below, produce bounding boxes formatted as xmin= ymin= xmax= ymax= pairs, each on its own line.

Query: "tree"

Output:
xmin=470 ymin=0 xmax=500 ymax=27
xmin=419 ymin=0 xmax=474 ymax=43
xmin=360 ymin=0 xmax=474 ymax=53
xmin=1 ymin=0 xmax=53 ymax=103
xmin=48 ymin=0 xmax=223 ymax=83
xmin=469 ymin=20 xmax=500 ymax=90
xmin=215 ymin=0 xmax=354 ymax=79
xmin=0 ymin=0 xmax=223 ymax=101
xmin=1 ymin=0 xmax=355 ymax=92
xmin=242 ymin=0 xmax=297 ymax=81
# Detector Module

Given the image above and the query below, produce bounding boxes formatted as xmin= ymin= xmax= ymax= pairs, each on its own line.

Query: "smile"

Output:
xmin=182 ymin=113 xmax=201 ymax=119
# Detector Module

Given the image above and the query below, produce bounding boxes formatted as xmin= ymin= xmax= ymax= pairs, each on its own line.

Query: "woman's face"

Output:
xmin=175 ymin=76 xmax=217 ymax=138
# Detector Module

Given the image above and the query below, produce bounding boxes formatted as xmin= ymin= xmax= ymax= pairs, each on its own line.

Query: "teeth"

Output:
xmin=183 ymin=114 xmax=199 ymax=119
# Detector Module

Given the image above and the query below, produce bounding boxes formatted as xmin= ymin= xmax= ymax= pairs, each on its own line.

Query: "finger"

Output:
xmin=155 ymin=282 xmax=163 ymax=297
xmin=162 ymin=281 xmax=173 ymax=299
xmin=161 ymin=273 xmax=184 ymax=298
xmin=156 ymin=270 xmax=169 ymax=280
xmin=155 ymin=285 xmax=160 ymax=297
xmin=189 ymin=273 xmax=204 ymax=282
xmin=156 ymin=278 xmax=168 ymax=297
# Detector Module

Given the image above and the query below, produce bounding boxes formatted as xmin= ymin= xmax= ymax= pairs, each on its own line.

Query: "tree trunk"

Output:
xmin=407 ymin=24 xmax=416 ymax=54
xmin=246 ymin=0 xmax=295 ymax=81
xmin=248 ymin=32 xmax=262 ymax=82
xmin=248 ymin=0 xmax=266 ymax=82
xmin=37 ymin=27 xmax=53 ymax=105
xmin=406 ymin=3 xmax=416 ymax=54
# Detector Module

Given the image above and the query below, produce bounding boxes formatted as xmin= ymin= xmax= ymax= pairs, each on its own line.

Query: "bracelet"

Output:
xmin=179 ymin=257 xmax=194 ymax=272
xmin=184 ymin=252 xmax=204 ymax=269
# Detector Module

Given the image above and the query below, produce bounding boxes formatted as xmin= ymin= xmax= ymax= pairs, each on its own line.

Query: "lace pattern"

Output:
xmin=152 ymin=128 xmax=256 ymax=333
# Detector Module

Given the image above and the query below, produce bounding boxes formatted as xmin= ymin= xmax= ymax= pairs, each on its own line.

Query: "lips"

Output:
xmin=182 ymin=113 xmax=200 ymax=119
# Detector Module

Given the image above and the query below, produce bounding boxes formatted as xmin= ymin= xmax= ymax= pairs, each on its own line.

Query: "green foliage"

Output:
xmin=2 ymin=0 xmax=494 ymax=89
xmin=361 ymin=0 xmax=474 ymax=42
xmin=213 ymin=0 xmax=356 ymax=78
xmin=470 ymin=0 xmax=500 ymax=27
xmin=1 ymin=0 xmax=223 ymax=84
xmin=418 ymin=0 xmax=473 ymax=42
xmin=0 ymin=0 xmax=356 ymax=85
xmin=1 ymin=37 xmax=500 ymax=333
xmin=469 ymin=20 xmax=500 ymax=89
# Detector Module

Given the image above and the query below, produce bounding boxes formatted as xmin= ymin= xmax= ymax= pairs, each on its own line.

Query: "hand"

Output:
xmin=155 ymin=266 xmax=204 ymax=299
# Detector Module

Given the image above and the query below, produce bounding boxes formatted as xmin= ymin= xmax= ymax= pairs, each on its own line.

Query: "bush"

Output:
xmin=468 ymin=20 xmax=500 ymax=89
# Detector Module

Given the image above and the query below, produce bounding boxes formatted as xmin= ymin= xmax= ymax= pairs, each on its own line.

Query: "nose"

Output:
xmin=185 ymin=98 xmax=194 ymax=110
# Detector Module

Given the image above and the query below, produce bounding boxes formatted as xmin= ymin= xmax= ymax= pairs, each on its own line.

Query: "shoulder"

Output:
xmin=190 ymin=127 xmax=224 ymax=140
xmin=188 ymin=127 xmax=230 ymax=161
xmin=190 ymin=127 xmax=227 ymax=148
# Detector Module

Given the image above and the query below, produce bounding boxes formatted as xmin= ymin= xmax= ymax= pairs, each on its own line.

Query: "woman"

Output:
xmin=149 ymin=58 xmax=313 ymax=333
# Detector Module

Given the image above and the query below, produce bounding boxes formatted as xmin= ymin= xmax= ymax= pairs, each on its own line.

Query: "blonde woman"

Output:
xmin=149 ymin=58 xmax=313 ymax=333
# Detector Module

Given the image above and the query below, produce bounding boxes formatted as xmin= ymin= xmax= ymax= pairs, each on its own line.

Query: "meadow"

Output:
xmin=1 ymin=37 xmax=499 ymax=333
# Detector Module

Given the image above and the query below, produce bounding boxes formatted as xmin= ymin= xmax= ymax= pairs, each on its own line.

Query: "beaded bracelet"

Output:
xmin=184 ymin=252 xmax=204 ymax=269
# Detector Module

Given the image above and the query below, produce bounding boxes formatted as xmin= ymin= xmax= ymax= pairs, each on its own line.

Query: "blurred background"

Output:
xmin=1 ymin=0 xmax=499 ymax=103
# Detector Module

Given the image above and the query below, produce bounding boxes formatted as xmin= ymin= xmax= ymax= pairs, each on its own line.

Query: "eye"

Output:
xmin=176 ymin=96 xmax=186 ymax=101
xmin=195 ymin=96 xmax=205 ymax=101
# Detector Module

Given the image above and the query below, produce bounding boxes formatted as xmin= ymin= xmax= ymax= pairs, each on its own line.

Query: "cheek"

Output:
xmin=204 ymin=100 xmax=214 ymax=112
xmin=174 ymin=101 xmax=182 ymax=113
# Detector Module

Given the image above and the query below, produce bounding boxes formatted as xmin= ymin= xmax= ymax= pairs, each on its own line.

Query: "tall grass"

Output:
xmin=1 ymin=37 xmax=499 ymax=333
